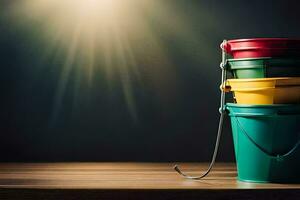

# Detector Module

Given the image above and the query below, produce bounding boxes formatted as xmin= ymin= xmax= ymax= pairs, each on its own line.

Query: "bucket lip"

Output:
xmin=227 ymin=57 xmax=300 ymax=62
xmin=227 ymin=57 xmax=300 ymax=70
xmin=227 ymin=38 xmax=300 ymax=44
xmin=227 ymin=57 xmax=271 ymax=62
xmin=221 ymin=38 xmax=300 ymax=55
xmin=226 ymin=77 xmax=300 ymax=82
xmin=226 ymin=103 xmax=300 ymax=108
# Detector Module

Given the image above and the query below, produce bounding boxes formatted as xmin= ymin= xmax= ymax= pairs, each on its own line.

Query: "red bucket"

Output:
xmin=221 ymin=38 xmax=300 ymax=59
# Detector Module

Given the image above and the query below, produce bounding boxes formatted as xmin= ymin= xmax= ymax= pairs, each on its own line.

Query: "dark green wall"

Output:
xmin=0 ymin=0 xmax=299 ymax=161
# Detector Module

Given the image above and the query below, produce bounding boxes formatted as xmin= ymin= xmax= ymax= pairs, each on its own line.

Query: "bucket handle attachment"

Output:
xmin=174 ymin=40 xmax=228 ymax=179
xmin=235 ymin=116 xmax=300 ymax=161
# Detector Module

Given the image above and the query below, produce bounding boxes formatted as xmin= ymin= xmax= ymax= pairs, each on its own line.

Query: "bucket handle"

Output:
xmin=174 ymin=40 xmax=228 ymax=179
xmin=235 ymin=116 xmax=300 ymax=160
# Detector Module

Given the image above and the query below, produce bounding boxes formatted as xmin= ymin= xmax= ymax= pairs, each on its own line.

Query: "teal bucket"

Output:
xmin=226 ymin=103 xmax=300 ymax=183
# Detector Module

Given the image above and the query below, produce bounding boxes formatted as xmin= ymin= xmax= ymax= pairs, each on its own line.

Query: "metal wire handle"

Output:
xmin=174 ymin=40 xmax=228 ymax=179
xmin=234 ymin=116 xmax=300 ymax=161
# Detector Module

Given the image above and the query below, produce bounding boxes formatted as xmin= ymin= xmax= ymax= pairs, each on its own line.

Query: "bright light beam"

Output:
xmin=6 ymin=0 xmax=212 ymax=121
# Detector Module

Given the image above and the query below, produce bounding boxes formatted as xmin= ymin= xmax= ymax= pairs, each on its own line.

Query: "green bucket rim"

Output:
xmin=227 ymin=57 xmax=300 ymax=70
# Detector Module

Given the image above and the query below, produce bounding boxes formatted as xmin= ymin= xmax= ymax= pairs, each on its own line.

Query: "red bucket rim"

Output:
xmin=226 ymin=38 xmax=300 ymax=43
xmin=221 ymin=38 xmax=300 ymax=57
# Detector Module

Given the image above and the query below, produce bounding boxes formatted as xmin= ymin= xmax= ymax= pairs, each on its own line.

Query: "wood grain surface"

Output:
xmin=0 ymin=163 xmax=299 ymax=200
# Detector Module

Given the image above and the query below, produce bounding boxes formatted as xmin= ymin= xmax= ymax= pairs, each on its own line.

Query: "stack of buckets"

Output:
xmin=222 ymin=38 xmax=300 ymax=183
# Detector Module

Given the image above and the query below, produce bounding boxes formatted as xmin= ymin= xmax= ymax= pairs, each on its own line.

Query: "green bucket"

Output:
xmin=227 ymin=57 xmax=300 ymax=78
xmin=226 ymin=103 xmax=300 ymax=183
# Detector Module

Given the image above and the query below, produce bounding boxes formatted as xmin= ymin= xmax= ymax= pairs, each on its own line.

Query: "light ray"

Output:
xmin=5 ymin=0 xmax=213 ymax=121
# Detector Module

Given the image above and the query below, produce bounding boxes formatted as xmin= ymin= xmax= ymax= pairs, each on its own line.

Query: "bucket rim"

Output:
xmin=226 ymin=38 xmax=300 ymax=43
xmin=225 ymin=103 xmax=300 ymax=108
xmin=226 ymin=77 xmax=300 ymax=82
xmin=227 ymin=57 xmax=300 ymax=62
xmin=227 ymin=57 xmax=271 ymax=62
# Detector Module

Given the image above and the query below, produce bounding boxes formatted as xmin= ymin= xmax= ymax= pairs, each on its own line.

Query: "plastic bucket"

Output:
xmin=227 ymin=57 xmax=300 ymax=78
xmin=221 ymin=38 xmax=300 ymax=59
xmin=222 ymin=77 xmax=300 ymax=104
xmin=226 ymin=103 xmax=300 ymax=183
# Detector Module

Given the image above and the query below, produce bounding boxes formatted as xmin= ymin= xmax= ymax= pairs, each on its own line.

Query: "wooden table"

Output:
xmin=0 ymin=163 xmax=299 ymax=200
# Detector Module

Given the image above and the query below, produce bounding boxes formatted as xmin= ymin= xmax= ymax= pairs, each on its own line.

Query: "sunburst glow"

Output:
xmin=6 ymin=0 xmax=207 ymax=121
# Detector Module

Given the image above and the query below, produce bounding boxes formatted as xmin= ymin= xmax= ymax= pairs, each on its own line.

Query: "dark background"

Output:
xmin=0 ymin=0 xmax=299 ymax=162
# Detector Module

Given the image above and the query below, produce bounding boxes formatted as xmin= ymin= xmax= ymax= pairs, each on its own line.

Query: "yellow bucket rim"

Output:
xmin=222 ymin=77 xmax=300 ymax=92
xmin=226 ymin=77 xmax=300 ymax=83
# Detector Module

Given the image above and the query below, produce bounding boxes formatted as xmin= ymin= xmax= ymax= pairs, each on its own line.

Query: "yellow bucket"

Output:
xmin=222 ymin=77 xmax=300 ymax=104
